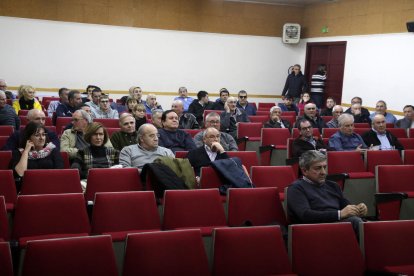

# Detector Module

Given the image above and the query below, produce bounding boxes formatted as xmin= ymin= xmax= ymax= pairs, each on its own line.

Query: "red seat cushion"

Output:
xmin=384 ymin=265 xmax=414 ymax=275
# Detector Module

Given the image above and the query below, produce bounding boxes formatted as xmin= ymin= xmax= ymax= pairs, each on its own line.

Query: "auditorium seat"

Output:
xmin=399 ymin=138 xmax=414 ymax=150
xmin=256 ymin=110 xmax=271 ymax=116
xmin=237 ymin=122 xmax=262 ymax=151
xmin=123 ymin=229 xmax=210 ymax=276
xmin=163 ymin=189 xmax=227 ymax=236
xmin=376 ymin=165 xmax=414 ymax=220
xmin=91 ymin=191 xmax=161 ymax=241
xmin=257 ymin=102 xmax=275 ymax=110
xmin=227 ymin=151 xmax=258 ymax=173
xmin=248 ymin=115 xmax=268 ymax=124
xmin=388 ymin=128 xmax=408 ymax=138
xmin=106 ymin=127 xmax=120 ymax=138
xmin=361 ymin=220 xmax=414 ymax=275
xmin=227 ymin=187 xmax=287 ymax=227
xmin=0 ymin=151 xmax=12 ymax=170
xmin=93 ymin=118 xmax=119 ymax=128
xmin=289 ymin=223 xmax=365 ymax=276
xmin=199 ymin=167 xmax=226 ymax=202
xmin=322 ymin=128 xmax=339 ymax=138
xmin=174 ymin=150 xmax=188 ymax=158
xmin=291 ymin=127 xmax=320 ymax=139
xmin=12 ymin=193 xmax=91 ymax=247
xmin=260 ymin=128 xmax=291 ymax=166
xmin=251 ymin=166 xmax=297 ymax=201
xmin=20 ymin=169 xmax=82 ymax=195
xmin=0 ymin=126 xmax=14 ymax=136
xmin=213 ymin=226 xmax=294 ymax=276
xmin=353 ymin=128 xmax=370 ymax=136
xmin=0 ymin=242 xmax=13 ymax=276
xmin=85 ymin=168 xmax=143 ymax=202
xmin=0 ymin=197 xmax=9 ymax=241
xmin=60 ymin=151 xmax=70 ymax=169
xmin=0 ymin=170 xmax=17 ymax=211
xmin=354 ymin=122 xmax=370 ymax=128
xmin=55 ymin=117 xmax=72 ymax=134
xmin=403 ymin=149 xmax=414 ymax=164
xmin=365 ymin=150 xmax=402 ymax=173
xmin=183 ymin=128 xmax=202 ymax=138
xmin=327 ymin=151 xmax=375 ymax=216
xmin=22 ymin=235 xmax=117 ymax=276
xmin=321 ymin=115 xmax=333 ymax=123
xmin=0 ymin=136 xmax=9 ymax=149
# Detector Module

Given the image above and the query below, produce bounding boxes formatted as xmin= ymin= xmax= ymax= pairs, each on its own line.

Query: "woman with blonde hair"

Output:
xmin=13 ymin=85 xmax=42 ymax=114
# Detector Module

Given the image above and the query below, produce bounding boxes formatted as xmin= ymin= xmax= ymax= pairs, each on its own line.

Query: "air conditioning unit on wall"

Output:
xmin=283 ymin=23 xmax=301 ymax=44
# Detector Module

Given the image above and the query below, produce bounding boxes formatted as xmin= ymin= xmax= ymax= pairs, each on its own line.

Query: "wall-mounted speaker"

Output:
xmin=407 ymin=21 xmax=414 ymax=32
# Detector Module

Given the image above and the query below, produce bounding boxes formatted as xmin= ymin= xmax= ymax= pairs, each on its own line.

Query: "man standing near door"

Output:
xmin=282 ymin=64 xmax=308 ymax=103
xmin=310 ymin=64 xmax=327 ymax=109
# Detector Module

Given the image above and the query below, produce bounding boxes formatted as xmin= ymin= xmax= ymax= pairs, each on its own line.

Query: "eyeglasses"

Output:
xmin=207 ymin=120 xmax=220 ymax=124
xmin=100 ymin=100 xmax=109 ymax=103
xmin=228 ymin=101 xmax=236 ymax=104
xmin=306 ymin=107 xmax=316 ymax=110
xmin=300 ymin=126 xmax=313 ymax=131
xmin=239 ymin=96 xmax=247 ymax=99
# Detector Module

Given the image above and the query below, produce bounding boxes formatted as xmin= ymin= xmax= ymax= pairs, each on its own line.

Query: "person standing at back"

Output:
xmin=282 ymin=64 xmax=308 ymax=103
xmin=310 ymin=64 xmax=327 ymax=109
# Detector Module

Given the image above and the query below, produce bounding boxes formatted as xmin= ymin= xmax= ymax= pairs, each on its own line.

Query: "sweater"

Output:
xmin=187 ymin=99 xmax=214 ymax=127
xmin=158 ymin=128 xmax=196 ymax=153
xmin=110 ymin=131 xmax=138 ymax=151
xmin=119 ymin=144 xmax=174 ymax=169
xmin=0 ymin=104 xmax=20 ymax=129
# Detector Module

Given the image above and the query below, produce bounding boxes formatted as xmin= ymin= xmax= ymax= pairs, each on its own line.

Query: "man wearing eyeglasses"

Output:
xmin=236 ymin=90 xmax=256 ymax=116
xmin=294 ymin=103 xmax=326 ymax=132
xmin=119 ymin=123 xmax=174 ymax=170
xmin=91 ymin=95 xmax=119 ymax=119
xmin=292 ymin=119 xmax=328 ymax=158
xmin=193 ymin=112 xmax=238 ymax=151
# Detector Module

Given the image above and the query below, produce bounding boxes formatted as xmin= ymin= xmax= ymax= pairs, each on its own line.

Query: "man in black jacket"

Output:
xmin=292 ymin=119 xmax=328 ymax=158
xmin=282 ymin=64 xmax=308 ymax=103
xmin=187 ymin=91 xmax=214 ymax=127
xmin=187 ymin=127 xmax=229 ymax=176
xmin=361 ymin=114 xmax=404 ymax=151
xmin=294 ymin=103 xmax=326 ymax=132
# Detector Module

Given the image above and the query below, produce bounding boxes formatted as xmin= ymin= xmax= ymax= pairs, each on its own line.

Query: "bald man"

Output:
xmin=361 ymin=114 xmax=404 ymax=151
xmin=171 ymin=100 xmax=199 ymax=129
xmin=2 ymin=109 xmax=60 ymax=150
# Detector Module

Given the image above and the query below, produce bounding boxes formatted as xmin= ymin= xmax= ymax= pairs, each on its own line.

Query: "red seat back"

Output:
xmin=403 ymin=149 xmax=414 ymax=164
xmin=0 ymin=242 xmax=13 ymax=276
xmin=0 ymin=126 xmax=14 ymax=136
xmin=366 ymin=150 xmax=402 ymax=173
xmin=0 ymin=197 xmax=9 ymax=241
xmin=327 ymin=151 xmax=367 ymax=174
xmin=261 ymin=128 xmax=291 ymax=147
xmin=93 ymin=118 xmax=119 ymax=128
xmin=0 ymin=170 xmax=17 ymax=211
xmin=388 ymin=128 xmax=408 ymax=138
xmin=0 ymin=151 xmax=12 ymax=170
xmin=227 ymin=151 xmax=258 ymax=173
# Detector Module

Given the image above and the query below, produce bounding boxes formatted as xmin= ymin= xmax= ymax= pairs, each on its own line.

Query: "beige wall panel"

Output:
xmin=155 ymin=10 xmax=181 ymax=31
xmin=403 ymin=0 xmax=414 ymax=10
xmin=383 ymin=11 xmax=404 ymax=33
xmin=107 ymin=6 xmax=135 ymax=26
xmin=366 ymin=13 xmax=384 ymax=33
xmin=83 ymin=4 xmax=110 ymax=25
xmin=56 ymin=2 xmax=84 ymax=23
xmin=179 ymin=13 xmax=202 ymax=32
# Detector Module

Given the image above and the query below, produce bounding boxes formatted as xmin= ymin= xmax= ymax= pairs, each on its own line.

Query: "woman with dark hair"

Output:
xmin=310 ymin=64 xmax=327 ymax=109
xmin=297 ymin=92 xmax=313 ymax=114
xmin=11 ymin=122 xmax=63 ymax=188
xmin=71 ymin=122 xmax=119 ymax=179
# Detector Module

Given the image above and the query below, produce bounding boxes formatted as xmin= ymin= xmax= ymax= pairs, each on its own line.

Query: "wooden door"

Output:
xmin=305 ymin=42 xmax=347 ymax=104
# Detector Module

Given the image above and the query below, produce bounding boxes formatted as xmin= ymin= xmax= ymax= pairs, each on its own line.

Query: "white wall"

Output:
xmin=1 ymin=16 xmax=412 ymax=113
xmin=305 ymin=33 xmax=414 ymax=113
xmin=0 ymin=16 xmax=304 ymax=108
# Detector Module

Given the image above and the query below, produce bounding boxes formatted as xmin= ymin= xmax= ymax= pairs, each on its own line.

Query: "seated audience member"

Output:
xmin=328 ymin=113 xmax=367 ymax=151
xmin=124 ymin=97 xmax=138 ymax=113
xmin=264 ymin=106 xmax=291 ymax=130
xmin=326 ymin=105 xmax=343 ymax=128
xmin=395 ymin=105 xmax=414 ymax=129
xmin=13 ymin=85 xmax=42 ymax=114
xmin=0 ymin=90 xmax=20 ymax=129
xmin=110 ymin=113 xmax=138 ymax=151
xmin=133 ymin=104 xmax=147 ymax=131
xmin=350 ymin=103 xmax=371 ymax=124
xmin=55 ymin=90 xmax=82 ymax=118
xmin=320 ymin=97 xmax=336 ymax=116
xmin=345 ymin=96 xmax=370 ymax=117
xmin=0 ymin=79 xmax=9 ymax=95
xmin=80 ymin=104 xmax=92 ymax=116
xmin=369 ymin=100 xmax=397 ymax=124
xmin=3 ymin=109 xmax=59 ymax=151
xmin=120 ymin=86 xmax=144 ymax=106
xmin=171 ymin=100 xmax=199 ymax=129
xmin=297 ymin=92 xmax=313 ymax=114
xmin=119 ymin=123 xmax=174 ymax=170
xmin=278 ymin=95 xmax=299 ymax=115
xmin=144 ymin=94 xmax=162 ymax=114
xmin=82 ymin=85 xmax=99 ymax=103
xmin=47 ymin=88 xmax=69 ymax=117
xmin=193 ymin=112 xmax=238 ymax=151
xmin=213 ymin=88 xmax=229 ymax=111
xmin=91 ymin=95 xmax=119 ymax=119
xmin=236 ymin=90 xmax=256 ymax=116
xmin=361 ymin=114 xmax=404 ymax=151
xmin=292 ymin=119 xmax=328 ymax=158
xmin=174 ymin=87 xmax=194 ymax=112
xmin=71 ymin=123 xmax=119 ymax=179
xmin=85 ymin=88 xmax=102 ymax=111
xmin=188 ymin=90 xmax=214 ymax=127
xmin=187 ymin=127 xmax=229 ymax=176
xmin=220 ymin=96 xmax=250 ymax=139
xmin=151 ymin=109 xmax=163 ymax=129
xmin=287 ymin=150 xmax=367 ymax=234
xmin=60 ymin=110 xmax=112 ymax=160
xmin=294 ymin=103 xmax=326 ymax=132
xmin=11 ymin=122 xmax=63 ymax=189
xmin=158 ymin=110 xmax=196 ymax=153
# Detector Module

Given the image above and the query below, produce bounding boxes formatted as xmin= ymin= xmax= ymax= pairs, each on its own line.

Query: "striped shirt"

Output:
xmin=310 ymin=73 xmax=327 ymax=94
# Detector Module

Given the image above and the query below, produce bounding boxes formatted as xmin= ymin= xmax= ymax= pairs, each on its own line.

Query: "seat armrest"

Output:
xmin=236 ymin=136 xmax=249 ymax=144
xmin=326 ymin=173 xmax=349 ymax=182
xmin=375 ymin=193 xmax=408 ymax=204
xmin=259 ymin=144 xmax=275 ymax=153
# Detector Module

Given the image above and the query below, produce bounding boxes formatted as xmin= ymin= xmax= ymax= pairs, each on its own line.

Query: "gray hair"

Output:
xmin=172 ymin=99 xmax=184 ymax=107
xmin=304 ymin=102 xmax=316 ymax=110
xmin=332 ymin=105 xmax=343 ymax=112
xmin=119 ymin=112 xmax=134 ymax=125
xmin=27 ymin=109 xmax=44 ymax=121
xmin=203 ymin=127 xmax=218 ymax=139
xmin=299 ymin=150 xmax=327 ymax=170
xmin=74 ymin=109 xmax=92 ymax=123
xmin=337 ymin=113 xmax=354 ymax=127
xmin=269 ymin=106 xmax=282 ymax=114
xmin=0 ymin=90 xmax=5 ymax=98
xmin=205 ymin=112 xmax=220 ymax=121
xmin=151 ymin=109 xmax=163 ymax=118
xmin=226 ymin=96 xmax=237 ymax=103
xmin=137 ymin=123 xmax=155 ymax=142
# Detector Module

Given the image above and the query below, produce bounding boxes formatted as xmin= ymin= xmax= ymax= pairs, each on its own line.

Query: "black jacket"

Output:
xmin=187 ymin=146 xmax=229 ymax=176
xmin=264 ymin=119 xmax=292 ymax=131
xmin=295 ymin=114 xmax=327 ymax=133
xmin=282 ymin=72 xmax=308 ymax=98
xmin=187 ymin=99 xmax=214 ymax=127
xmin=361 ymin=129 xmax=404 ymax=151
xmin=292 ymin=136 xmax=329 ymax=158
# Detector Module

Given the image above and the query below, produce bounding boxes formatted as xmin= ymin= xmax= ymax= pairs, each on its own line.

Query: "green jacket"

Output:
xmin=154 ymin=157 xmax=196 ymax=189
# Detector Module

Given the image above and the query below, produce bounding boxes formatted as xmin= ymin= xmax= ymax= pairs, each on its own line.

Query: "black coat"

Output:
xmin=282 ymin=72 xmax=308 ymax=98
xmin=292 ymin=136 xmax=329 ymax=158
xmin=187 ymin=100 xmax=214 ymax=127
xmin=186 ymin=146 xmax=229 ymax=176
xmin=361 ymin=129 xmax=404 ymax=151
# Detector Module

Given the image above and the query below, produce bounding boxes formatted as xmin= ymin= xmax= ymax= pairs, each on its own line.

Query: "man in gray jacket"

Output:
xmin=395 ymin=105 xmax=414 ymax=129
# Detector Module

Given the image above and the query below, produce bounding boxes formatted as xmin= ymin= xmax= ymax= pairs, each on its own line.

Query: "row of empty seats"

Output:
xmin=2 ymin=220 xmax=414 ymax=276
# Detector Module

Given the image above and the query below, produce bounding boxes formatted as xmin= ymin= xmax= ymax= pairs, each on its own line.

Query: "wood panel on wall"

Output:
xmin=302 ymin=0 xmax=414 ymax=38
xmin=0 ymin=0 xmax=304 ymax=37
